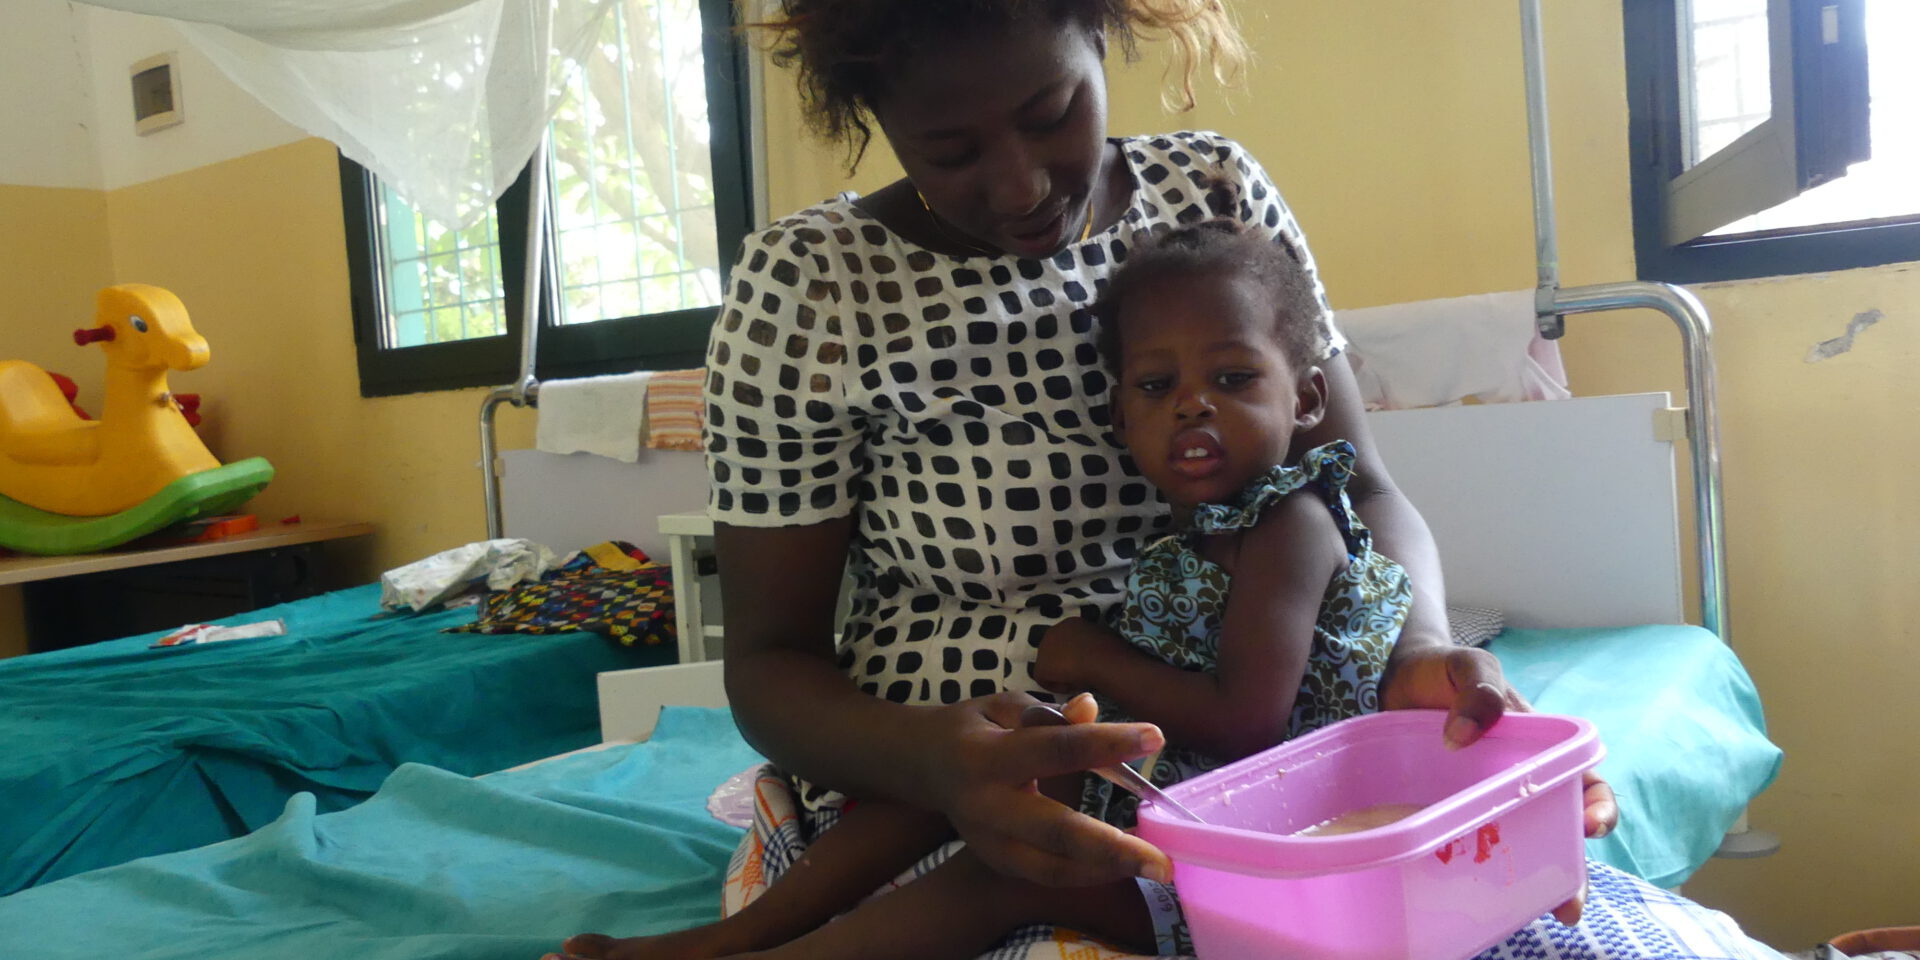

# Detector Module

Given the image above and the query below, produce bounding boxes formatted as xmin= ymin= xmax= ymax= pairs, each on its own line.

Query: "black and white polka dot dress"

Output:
xmin=703 ymin=131 xmax=1344 ymax=710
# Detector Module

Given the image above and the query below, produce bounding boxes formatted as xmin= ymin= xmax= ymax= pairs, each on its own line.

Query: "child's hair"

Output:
xmin=1096 ymin=218 xmax=1323 ymax=374
xmin=750 ymin=0 xmax=1248 ymax=166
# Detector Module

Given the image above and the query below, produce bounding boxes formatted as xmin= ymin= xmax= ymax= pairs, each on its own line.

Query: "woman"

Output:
xmin=555 ymin=2 xmax=1693 ymax=958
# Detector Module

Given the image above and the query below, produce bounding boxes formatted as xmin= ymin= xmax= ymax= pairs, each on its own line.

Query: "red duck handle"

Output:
xmin=73 ymin=325 xmax=116 ymax=346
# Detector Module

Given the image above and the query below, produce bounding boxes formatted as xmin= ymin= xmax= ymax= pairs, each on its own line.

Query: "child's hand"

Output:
xmin=1034 ymin=616 xmax=1117 ymax=694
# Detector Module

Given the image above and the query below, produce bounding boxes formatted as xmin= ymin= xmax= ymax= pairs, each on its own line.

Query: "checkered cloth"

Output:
xmin=1449 ymin=603 xmax=1508 ymax=646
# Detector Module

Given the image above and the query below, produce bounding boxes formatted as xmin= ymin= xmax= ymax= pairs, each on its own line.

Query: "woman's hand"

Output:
xmin=1382 ymin=639 xmax=1620 ymax=924
xmin=1380 ymin=638 xmax=1524 ymax=749
xmin=1034 ymin=616 xmax=1123 ymax=694
xmin=920 ymin=690 xmax=1172 ymax=887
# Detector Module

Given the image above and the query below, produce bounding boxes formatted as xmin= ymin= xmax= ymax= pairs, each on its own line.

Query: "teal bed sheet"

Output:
xmin=1492 ymin=624 xmax=1782 ymax=888
xmin=0 ymin=626 xmax=1776 ymax=958
xmin=0 ymin=707 xmax=763 ymax=960
xmin=0 ymin=584 xmax=672 ymax=895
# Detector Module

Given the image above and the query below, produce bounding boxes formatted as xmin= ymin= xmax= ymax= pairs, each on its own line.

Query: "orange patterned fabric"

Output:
xmin=645 ymin=368 xmax=706 ymax=451
xmin=717 ymin=764 xmax=1156 ymax=959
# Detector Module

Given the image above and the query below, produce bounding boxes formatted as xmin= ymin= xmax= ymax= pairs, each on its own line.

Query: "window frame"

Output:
xmin=341 ymin=0 xmax=754 ymax=398
xmin=1626 ymin=0 xmax=1920 ymax=284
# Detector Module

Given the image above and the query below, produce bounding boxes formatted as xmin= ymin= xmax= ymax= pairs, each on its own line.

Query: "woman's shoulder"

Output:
xmin=1121 ymin=131 xmax=1280 ymax=228
xmin=744 ymin=193 xmax=875 ymax=257
xmin=1121 ymin=130 xmax=1267 ymax=180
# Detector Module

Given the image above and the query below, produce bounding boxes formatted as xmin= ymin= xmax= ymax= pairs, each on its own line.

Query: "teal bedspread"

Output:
xmin=1493 ymin=624 xmax=1782 ymax=888
xmin=0 ymin=584 xmax=671 ymax=894
xmin=0 ymin=626 xmax=1776 ymax=958
xmin=0 ymin=707 xmax=762 ymax=960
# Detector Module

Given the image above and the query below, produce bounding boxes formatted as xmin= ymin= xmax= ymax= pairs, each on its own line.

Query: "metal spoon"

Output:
xmin=1019 ymin=702 xmax=1207 ymax=824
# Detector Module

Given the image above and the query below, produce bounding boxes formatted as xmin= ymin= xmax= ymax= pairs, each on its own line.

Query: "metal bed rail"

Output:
xmin=480 ymin=134 xmax=554 ymax=540
xmin=1518 ymin=0 xmax=1728 ymax=642
xmin=1519 ymin=0 xmax=1776 ymax=858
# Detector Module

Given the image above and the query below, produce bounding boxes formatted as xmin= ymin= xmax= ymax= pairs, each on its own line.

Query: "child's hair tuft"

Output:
xmin=1095 ymin=218 xmax=1324 ymax=374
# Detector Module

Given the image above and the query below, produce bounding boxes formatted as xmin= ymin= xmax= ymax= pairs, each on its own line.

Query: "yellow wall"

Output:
xmin=0 ymin=185 xmax=117 ymax=657
xmin=756 ymin=0 xmax=1913 ymax=948
xmin=0 ymin=144 xmax=535 ymax=660
xmin=96 ymin=139 xmax=538 ymax=581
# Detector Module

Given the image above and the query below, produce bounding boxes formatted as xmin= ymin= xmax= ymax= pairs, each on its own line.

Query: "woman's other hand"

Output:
xmin=1381 ymin=639 xmax=1524 ymax=749
xmin=1382 ymin=639 xmax=1620 ymax=925
xmin=922 ymin=690 xmax=1172 ymax=888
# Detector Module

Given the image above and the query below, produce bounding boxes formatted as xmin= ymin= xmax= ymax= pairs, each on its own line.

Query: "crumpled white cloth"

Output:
xmin=379 ymin=538 xmax=558 ymax=612
xmin=1338 ymin=290 xmax=1572 ymax=411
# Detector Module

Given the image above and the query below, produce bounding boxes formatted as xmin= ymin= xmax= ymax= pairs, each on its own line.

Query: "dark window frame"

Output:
xmin=341 ymin=0 xmax=754 ymax=397
xmin=1625 ymin=0 xmax=1920 ymax=284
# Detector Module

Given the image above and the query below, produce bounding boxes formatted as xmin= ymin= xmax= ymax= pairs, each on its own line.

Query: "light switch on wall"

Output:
xmin=130 ymin=52 xmax=182 ymax=135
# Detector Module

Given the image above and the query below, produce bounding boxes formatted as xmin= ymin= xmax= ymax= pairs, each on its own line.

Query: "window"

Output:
xmin=341 ymin=0 xmax=753 ymax=397
xmin=1626 ymin=0 xmax=1920 ymax=283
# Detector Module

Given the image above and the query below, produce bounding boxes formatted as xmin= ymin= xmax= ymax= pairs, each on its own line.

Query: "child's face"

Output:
xmin=1112 ymin=270 xmax=1326 ymax=510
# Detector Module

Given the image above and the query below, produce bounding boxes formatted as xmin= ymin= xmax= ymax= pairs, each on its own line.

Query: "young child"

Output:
xmin=1033 ymin=218 xmax=1413 ymax=845
xmin=547 ymin=219 xmax=1410 ymax=960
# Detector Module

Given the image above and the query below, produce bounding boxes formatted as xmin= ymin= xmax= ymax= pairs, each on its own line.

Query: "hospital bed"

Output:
xmin=0 ymin=534 xmax=677 ymax=895
xmin=588 ymin=390 xmax=1780 ymax=891
xmin=0 ymin=452 xmax=1777 ymax=954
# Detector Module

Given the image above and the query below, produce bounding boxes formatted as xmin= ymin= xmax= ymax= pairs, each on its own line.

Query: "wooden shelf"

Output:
xmin=0 ymin=519 xmax=375 ymax=587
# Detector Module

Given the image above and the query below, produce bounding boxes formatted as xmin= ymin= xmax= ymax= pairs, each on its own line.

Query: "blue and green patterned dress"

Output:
xmin=1084 ymin=440 xmax=1413 ymax=828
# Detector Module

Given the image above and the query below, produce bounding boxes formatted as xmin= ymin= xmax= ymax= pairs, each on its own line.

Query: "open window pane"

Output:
xmin=1663 ymin=0 xmax=1871 ymax=244
xmin=1682 ymin=0 xmax=1772 ymax=166
xmin=1706 ymin=0 xmax=1916 ymax=235
xmin=548 ymin=0 xmax=724 ymax=328
xmin=374 ymin=183 xmax=506 ymax=346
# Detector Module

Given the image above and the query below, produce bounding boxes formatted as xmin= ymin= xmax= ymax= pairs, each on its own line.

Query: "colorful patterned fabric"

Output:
xmin=448 ymin=562 xmax=673 ymax=647
xmin=1086 ymin=440 xmax=1413 ymax=833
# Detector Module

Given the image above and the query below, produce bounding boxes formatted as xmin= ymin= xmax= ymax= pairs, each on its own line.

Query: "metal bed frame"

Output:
xmin=472 ymin=0 xmax=1776 ymax=856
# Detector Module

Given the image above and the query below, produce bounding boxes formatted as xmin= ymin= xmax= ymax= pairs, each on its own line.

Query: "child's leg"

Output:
xmin=725 ymin=845 xmax=1157 ymax=960
xmin=555 ymin=800 xmax=953 ymax=960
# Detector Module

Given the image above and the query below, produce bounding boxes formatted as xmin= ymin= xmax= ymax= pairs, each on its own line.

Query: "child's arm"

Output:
xmin=1035 ymin=491 xmax=1348 ymax=761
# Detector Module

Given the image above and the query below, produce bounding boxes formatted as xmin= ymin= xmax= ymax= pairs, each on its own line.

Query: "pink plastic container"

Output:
xmin=1135 ymin=710 xmax=1602 ymax=960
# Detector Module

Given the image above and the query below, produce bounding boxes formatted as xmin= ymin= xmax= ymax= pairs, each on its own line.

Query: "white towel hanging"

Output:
xmin=534 ymin=372 xmax=652 ymax=463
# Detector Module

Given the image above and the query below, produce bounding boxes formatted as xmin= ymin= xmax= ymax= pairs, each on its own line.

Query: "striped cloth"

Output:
xmin=645 ymin=368 xmax=705 ymax=451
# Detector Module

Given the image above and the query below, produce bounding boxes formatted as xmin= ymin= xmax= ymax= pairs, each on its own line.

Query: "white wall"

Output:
xmin=79 ymin=6 xmax=304 ymax=190
xmin=0 ymin=3 xmax=307 ymax=191
xmin=1 ymin=2 xmax=100 ymax=188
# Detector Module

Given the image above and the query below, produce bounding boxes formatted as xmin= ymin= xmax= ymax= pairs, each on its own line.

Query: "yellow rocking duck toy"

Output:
xmin=0 ymin=284 xmax=272 ymax=555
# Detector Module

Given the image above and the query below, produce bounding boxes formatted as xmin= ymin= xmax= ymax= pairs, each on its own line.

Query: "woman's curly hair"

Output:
xmin=751 ymin=0 xmax=1249 ymax=166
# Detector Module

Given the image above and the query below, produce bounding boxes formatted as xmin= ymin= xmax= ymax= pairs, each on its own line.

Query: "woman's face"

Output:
xmin=870 ymin=19 xmax=1110 ymax=259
